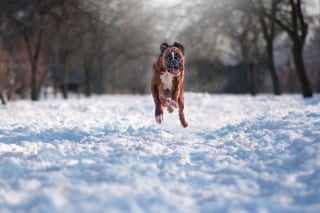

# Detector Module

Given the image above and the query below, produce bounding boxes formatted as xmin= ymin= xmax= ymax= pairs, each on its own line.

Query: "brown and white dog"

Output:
xmin=151 ymin=42 xmax=188 ymax=128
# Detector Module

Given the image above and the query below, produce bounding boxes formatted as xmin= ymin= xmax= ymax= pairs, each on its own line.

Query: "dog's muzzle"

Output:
xmin=166 ymin=63 xmax=181 ymax=76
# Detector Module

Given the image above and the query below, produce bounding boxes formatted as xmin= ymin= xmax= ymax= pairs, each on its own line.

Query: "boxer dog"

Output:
xmin=151 ymin=42 xmax=188 ymax=128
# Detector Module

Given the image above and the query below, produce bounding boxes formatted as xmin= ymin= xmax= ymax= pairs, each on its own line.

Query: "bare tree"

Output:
xmin=0 ymin=64 xmax=6 ymax=104
xmin=262 ymin=0 xmax=313 ymax=97
xmin=248 ymin=0 xmax=282 ymax=95
xmin=87 ymin=0 xmax=154 ymax=94
xmin=0 ymin=30 xmax=32 ymax=102
xmin=214 ymin=4 xmax=266 ymax=95
xmin=0 ymin=0 xmax=64 ymax=100
xmin=46 ymin=0 xmax=94 ymax=99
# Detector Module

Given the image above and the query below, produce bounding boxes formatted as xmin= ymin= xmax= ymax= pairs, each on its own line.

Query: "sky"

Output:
xmin=307 ymin=0 xmax=320 ymax=15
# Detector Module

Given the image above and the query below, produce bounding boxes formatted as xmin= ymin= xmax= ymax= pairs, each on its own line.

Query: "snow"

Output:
xmin=0 ymin=93 xmax=320 ymax=213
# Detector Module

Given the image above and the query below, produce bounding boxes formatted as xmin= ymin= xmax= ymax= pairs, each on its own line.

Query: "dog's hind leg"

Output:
xmin=178 ymin=94 xmax=188 ymax=128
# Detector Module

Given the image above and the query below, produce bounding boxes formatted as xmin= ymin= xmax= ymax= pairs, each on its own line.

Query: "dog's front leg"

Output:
xmin=151 ymin=85 xmax=163 ymax=124
xmin=170 ymin=78 xmax=182 ymax=108
xmin=172 ymin=88 xmax=180 ymax=105
xmin=155 ymin=103 xmax=163 ymax=124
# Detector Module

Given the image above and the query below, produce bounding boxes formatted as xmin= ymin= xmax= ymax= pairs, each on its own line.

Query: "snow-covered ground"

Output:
xmin=0 ymin=93 xmax=319 ymax=213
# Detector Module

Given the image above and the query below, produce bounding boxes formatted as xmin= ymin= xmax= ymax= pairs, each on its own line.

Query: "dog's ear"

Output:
xmin=160 ymin=42 xmax=169 ymax=53
xmin=173 ymin=42 xmax=185 ymax=55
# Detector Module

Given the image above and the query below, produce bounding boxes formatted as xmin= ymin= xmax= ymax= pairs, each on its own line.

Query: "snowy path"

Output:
xmin=0 ymin=93 xmax=319 ymax=213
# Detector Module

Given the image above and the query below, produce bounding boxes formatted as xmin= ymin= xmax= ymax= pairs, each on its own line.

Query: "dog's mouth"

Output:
xmin=167 ymin=66 xmax=181 ymax=76
xmin=172 ymin=66 xmax=181 ymax=75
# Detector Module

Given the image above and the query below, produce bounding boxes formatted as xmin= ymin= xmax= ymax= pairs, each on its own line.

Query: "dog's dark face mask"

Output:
xmin=160 ymin=42 xmax=185 ymax=76
xmin=164 ymin=51 xmax=183 ymax=75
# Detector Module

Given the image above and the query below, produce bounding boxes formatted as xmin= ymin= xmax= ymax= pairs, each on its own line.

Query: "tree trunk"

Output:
xmin=249 ymin=62 xmax=257 ymax=96
xmin=97 ymin=68 xmax=106 ymax=94
xmin=22 ymin=31 xmax=39 ymax=101
xmin=23 ymin=26 xmax=43 ymax=101
xmin=98 ymin=61 xmax=106 ymax=94
xmin=0 ymin=91 xmax=6 ymax=105
xmin=240 ymin=42 xmax=256 ymax=96
xmin=292 ymin=43 xmax=313 ymax=97
xmin=97 ymin=56 xmax=106 ymax=94
xmin=84 ymin=60 xmax=93 ymax=97
xmin=266 ymin=41 xmax=281 ymax=95
xmin=61 ymin=51 xmax=69 ymax=99
xmin=317 ymin=70 xmax=320 ymax=92
xmin=30 ymin=60 xmax=38 ymax=101
xmin=260 ymin=7 xmax=281 ymax=96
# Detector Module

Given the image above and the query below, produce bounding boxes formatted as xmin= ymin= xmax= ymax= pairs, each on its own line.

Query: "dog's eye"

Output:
xmin=165 ymin=55 xmax=171 ymax=61
xmin=174 ymin=54 xmax=180 ymax=60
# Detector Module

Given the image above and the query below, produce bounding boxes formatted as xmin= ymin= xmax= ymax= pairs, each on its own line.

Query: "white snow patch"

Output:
xmin=0 ymin=93 xmax=320 ymax=213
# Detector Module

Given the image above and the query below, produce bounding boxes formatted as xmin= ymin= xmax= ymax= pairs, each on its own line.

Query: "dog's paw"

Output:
xmin=182 ymin=121 xmax=188 ymax=128
xmin=155 ymin=107 xmax=163 ymax=124
xmin=155 ymin=114 xmax=163 ymax=124
xmin=167 ymin=98 xmax=178 ymax=108
xmin=167 ymin=106 xmax=174 ymax=113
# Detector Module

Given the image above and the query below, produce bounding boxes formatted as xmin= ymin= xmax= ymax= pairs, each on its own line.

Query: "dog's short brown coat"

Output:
xmin=151 ymin=42 xmax=188 ymax=128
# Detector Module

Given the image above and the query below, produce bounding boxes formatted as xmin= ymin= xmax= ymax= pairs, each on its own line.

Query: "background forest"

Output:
xmin=0 ymin=0 xmax=319 ymax=103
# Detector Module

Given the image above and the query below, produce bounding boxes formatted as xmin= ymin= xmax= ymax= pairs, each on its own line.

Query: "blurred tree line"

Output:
xmin=180 ymin=0 xmax=319 ymax=98
xmin=0 ymin=0 xmax=319 ymax=104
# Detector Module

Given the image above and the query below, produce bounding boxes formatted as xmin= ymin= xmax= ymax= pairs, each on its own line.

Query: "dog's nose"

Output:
xmin=171 ymin=59 xmax=178 ymax=65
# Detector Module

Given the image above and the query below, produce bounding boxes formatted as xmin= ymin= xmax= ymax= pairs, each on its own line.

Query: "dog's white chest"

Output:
xmin=160 ymin=72 xmax=173 ymax=90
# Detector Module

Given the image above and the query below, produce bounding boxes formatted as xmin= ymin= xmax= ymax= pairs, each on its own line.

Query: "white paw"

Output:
xmin=155 ymin=114 xmax=163 ymax=124
xmin=168 ymin=99 xmax=178 ymax=108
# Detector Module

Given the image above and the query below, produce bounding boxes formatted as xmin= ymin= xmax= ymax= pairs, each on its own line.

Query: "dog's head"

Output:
xmin=160 ymin=42 xmax=185 ymax=76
